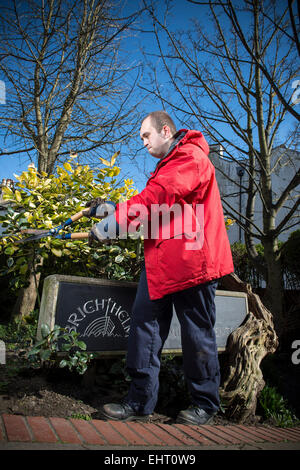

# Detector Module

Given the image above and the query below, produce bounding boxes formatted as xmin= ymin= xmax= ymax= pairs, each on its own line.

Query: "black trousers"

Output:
xmin=125 ymin=267 xmax=220 ymax=415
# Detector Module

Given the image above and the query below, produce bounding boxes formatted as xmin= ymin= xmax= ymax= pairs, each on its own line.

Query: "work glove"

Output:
xmin=88 ymin=213 xmax=118 ymax=246
xmin=84 ymin=198 xmax=116 ymax=219
xmin=88 ymin=224 xmax=110 ymax=246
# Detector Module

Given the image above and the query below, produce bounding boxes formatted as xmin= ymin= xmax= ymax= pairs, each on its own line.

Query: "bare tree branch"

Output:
xmin=0 ymin=0 xmax=144 ymax=174
xmin=142 ymin=0 xmax=300 ymax=318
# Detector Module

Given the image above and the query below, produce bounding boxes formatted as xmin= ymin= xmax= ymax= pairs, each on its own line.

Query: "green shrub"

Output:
xmin=27 ymin=323 xmax=94 ymax=375
xmin=258 ymin=385 xmax=299 ymax=428
xmin=0 ymin=156 xmax=140 ymax=291
xmin=0 ymin=310 xmax=38 ymax=347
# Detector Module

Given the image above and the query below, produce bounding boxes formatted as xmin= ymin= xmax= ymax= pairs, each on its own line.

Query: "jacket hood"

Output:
xmin=177 ymin=129 xmax=209 ymax=156
xmin=151 ymin=128 xmax=210 ymax=178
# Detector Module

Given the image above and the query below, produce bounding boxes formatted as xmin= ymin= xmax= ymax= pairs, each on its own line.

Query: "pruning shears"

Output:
xmin=16 ymin=209 xmax=90 ymax=244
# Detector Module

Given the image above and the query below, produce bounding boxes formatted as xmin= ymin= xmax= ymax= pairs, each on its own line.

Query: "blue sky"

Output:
xmin=0 ymin=0 xmax=297 ymax=193
xmin=0 ymin=0 xmax=208 ymax=191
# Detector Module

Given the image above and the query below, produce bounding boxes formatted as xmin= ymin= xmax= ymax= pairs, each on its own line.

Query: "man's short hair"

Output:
xmin=143 ymin=111 xmax=177 ymax=136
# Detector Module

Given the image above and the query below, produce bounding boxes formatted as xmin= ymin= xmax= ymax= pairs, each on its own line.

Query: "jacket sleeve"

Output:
xmin=115 ymin=146 xmax=213 ymax=232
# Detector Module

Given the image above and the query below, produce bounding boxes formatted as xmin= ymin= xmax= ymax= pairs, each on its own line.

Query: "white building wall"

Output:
xmin=209 ymin=145 xmax=300 ymax=244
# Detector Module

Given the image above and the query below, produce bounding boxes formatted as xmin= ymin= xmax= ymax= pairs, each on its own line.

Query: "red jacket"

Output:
xmin=115 ymin=129 xmax=234 ymax=300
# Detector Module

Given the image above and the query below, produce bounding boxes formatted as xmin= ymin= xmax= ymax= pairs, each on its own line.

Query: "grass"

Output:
xmin=70 ymin=413 xmax=92 ymax=420
xmin=258 ymin=385 xmax=300 ymax=428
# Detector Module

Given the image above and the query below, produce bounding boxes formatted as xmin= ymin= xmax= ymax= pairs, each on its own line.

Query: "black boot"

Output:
xmin=101 ymin=402 xmax=150 ymax=422
xmin=176 ymin=406 xmax=216 ymax=425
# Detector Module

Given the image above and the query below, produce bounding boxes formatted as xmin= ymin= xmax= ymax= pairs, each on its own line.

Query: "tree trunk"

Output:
xmin=218 ymin=272 xmax=278 ymax=422
xmin=12 ymin=256 xmax=43 ymax=320
xmin=262 ymin=239 xmax=284 ymax=333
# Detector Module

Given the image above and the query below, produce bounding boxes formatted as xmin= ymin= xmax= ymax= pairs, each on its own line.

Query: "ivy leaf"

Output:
xmin=110 ymin=150 xmax=120 ymax=166
xmin=99 ymin=157 xmax=111 ymax=167
xmin=7 ymin=257 xmax=14 ymax=267
xmin=41 ymin=324 xmax=51 ymax=338
xmin=19 ymin=264 xmax=28 ymax=275
xmin=51 ymin=248 xmax=62 ymax=257
xmin=15 ymin=190 xmax=22 ymax=202
xmin=63 ymin=162 xmax=73 ymax=173
xmin=5 ymin=246 xmax=16 ymax=255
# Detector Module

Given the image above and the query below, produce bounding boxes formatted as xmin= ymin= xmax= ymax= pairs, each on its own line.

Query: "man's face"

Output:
xmin=140 ymin=117 xmax=172 ymax=159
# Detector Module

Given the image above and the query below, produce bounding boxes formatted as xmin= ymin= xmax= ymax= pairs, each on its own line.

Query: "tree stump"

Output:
xmin=12 ymin=255 xmax=43 ymax=320
xmin=218 ymin=273 xmax=278 ymax=422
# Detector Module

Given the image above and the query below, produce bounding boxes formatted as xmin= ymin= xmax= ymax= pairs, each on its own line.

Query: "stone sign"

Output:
xmin=37 ymin=275 xmax=248 ymax=353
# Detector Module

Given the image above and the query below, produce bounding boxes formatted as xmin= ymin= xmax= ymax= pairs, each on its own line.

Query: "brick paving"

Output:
xmin=1 ymin=413 xmax=300 ymax=449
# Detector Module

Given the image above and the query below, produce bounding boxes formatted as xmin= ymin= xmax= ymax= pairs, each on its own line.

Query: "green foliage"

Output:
xmin=0 ymin=310 xmax=38 ymax=347
xmin=0 ymin=156 xmax=142 ymax=298
xmin=258 ymin=385 xmax=300 ymax=428
xmin=107 ymin=357 xmax=131 ymax=390
xmin=231 ymin=242 xmax=265 ymax=287
xmin=231 ymin=237 xmax=300 ymax=289
xmin=27 ymin=323 xmax=94 ymax=375
xmin=70 ymin=413 xmax=92 ymax=421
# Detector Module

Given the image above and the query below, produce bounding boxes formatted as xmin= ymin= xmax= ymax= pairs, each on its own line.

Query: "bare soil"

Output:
xmin=0 ymin=347 xmax=298 ymax=427
xmin=0 ymin=348 xmax=230 ymax=425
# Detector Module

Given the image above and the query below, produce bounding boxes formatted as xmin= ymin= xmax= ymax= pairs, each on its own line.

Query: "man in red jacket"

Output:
xmin=88 ymin=111 xmax=234 ymax=425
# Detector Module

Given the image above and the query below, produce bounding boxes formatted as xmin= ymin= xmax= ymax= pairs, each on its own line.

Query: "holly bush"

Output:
xmin=1 ymin=155 xmax=234 ymax=304
xmin=0 ymin=154 xmax=142 ymax=296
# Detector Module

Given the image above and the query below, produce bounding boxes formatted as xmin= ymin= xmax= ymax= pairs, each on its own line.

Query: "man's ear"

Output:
xmin=162 ymin=125 xmax=171 ymax=139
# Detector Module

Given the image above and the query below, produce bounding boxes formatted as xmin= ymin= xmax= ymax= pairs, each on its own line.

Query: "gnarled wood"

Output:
xmin=219 ymin=273 xmax=278 ymax=422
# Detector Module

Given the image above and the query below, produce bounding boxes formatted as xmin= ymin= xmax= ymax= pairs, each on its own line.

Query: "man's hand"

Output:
xmin=88 ymin=223 xmax=110 ymax=246
xmin=83 ymin=198 xmax=106 ymax=218
xmin=84 ymin=198 xmax=116 ymax=219
xmin=88 ymin=211 xmax=118 ymax=246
